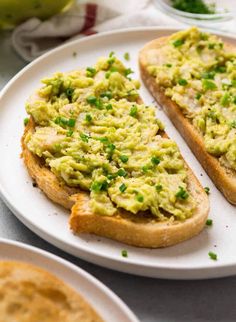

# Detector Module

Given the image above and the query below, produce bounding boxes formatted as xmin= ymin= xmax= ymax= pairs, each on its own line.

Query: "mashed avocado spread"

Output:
xmin=147 ymin=27 xmax=236 ymax=171
xmin=25 ymin=53 xmax=195 ymax=220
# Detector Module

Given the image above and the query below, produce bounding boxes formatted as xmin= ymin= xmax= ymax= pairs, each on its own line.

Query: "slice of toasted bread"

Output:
xmin=22 ymin=83 xmax=209 ymax=249
xmin=139 ymin=36 xmax=236 ymax=205
xmin=0 ymin=261 xmax=103 ymax=322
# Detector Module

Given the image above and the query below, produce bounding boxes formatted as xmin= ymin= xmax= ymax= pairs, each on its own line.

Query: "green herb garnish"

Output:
xmin=204 ymin=187 xmax=210 ymax=195
xmin=119 ymin=183 xmax=127 ymax=193
xmin=86 ymin=67 xmax=96 ymax=77
xmin=85 ymin=114 xmax=92 ymax=123
xmin=117 ymin=168 xmax=127 ymax=177
xmin=173 ymin=39 xmax=185 ymax=47
xmin=124 ymin=52 xmax=130 ymax=61
xmin=175 ymin=186 xmax=189 ymax=200
xmin=206 ymin=219 xmax=213 ymax=226
xmin=91 ymin=180 xmax=109 ymax=192
xmin=202 ymin=79 xmax=217 ymax=91
xmin=136 ymin=194 xmax=144 ymax=202
xmin=208 ymin=251 xmax=217 ymax=261
xmin=129 ymin=105 xmax=138 ymax=117
xmin=24 ymin=118 xmax=29 ymax=126
xmin=151 ymin=156 xmax=160 ymax=165
xmin=121 ymin=249 xmax=128 ymax=257
xmin=156 ymin=184 xmax=163 ymax=192
xmin=171 ymin=0 xmax=216 ymax=14
xmin=80 ymin=133 xmax=89 ymax=143
xmin=120 ymin=155 xmax=129 ymax=163
xmin=178 ymin=79 xmax=188 ymax=86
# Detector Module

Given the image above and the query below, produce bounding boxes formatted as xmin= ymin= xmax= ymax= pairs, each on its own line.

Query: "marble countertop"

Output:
xmin=0 ymin=30 xmax=236 ymax=322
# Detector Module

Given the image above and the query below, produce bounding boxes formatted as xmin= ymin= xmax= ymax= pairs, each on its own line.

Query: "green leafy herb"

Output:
xmin=85 ymin=114 xmax=92 ymax=123
xmin=86 ymin=67 xmax=96 ymax=77
xmin=151 ymin=156 xmax=160 ymax=165
xmin=100 ymin=91 xmax=112 ymax=99
xmin=65 ymin=87 xmax=74 ymax=101
xmin=201 ymin=71 xmax=215 ymax=80
xmin=204 ymin=187 xmax=210 ymax=195
xmin=67 ymin=118 xmax=76 ymax=127
xmin=220 ymin=93 xmax=230 ymax=106
xmin=178 ymin=79 xmax=188 ymax=86
xmin=136 ymin=194 xmax=144 ymax=202
xmin=117 ymin=168 xmax=127 ymax=177
xmin=124 ymin=68 xmax=134 ymax=77
xmin=206 ymin=219 xmax=213 ymax=226
xmin=120 ymin=155 xmax=129 ymax=163
xmin=106 ymin=104 xmax=113 ymax=110
xmin=208 ymin=251 xmax=217 ymax=261
xmin=214 ymin=65 xmax=226 ymax=73
xmin=175 ymin=186 xmax=189 ymax=200
xmin=172 ymin=39 xmax=185 ymax=47
xmin=202 ymin=79 xmax=217 ymax=91
xmin=55 ymin=116 xmax=75 ymax=128
xmin=80 ymin=133 xmax=89 ymax=143
xmin=129 ymin=105 xmax=138 ymax=117
xmin=156 ymin=184 xmax=163 ymax=192
xmin=230 ymin=120 xmax=236 ymax=128
xmin=66 ymin=129 xmax=73 ymax=137
xmin=195 ymin=93 xmax=202 ymax=100
xmin=91 ymin=180 xmax=109 ymax=192
xmin=165 ymin=63 xmax=172 ymax=68
xmin=86 ymin=96 xmax=103 ymax=109
xmin=171 ymin=0 xmax=216 ymax=14
xmin=24 ymin=118 xmax=29 ymax=126
xmin=124 ymin=52 xmax=130 ymax=61
xmin=121 ymin=249 xmax=128 ymax=257
xmin=119 ymin=183 xmax=127 ymax=193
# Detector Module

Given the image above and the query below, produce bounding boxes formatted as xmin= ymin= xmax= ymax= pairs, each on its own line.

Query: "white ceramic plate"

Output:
xmin=0 ymin=27 xmax=235 ymax=279
xmin=0 ymin=238 xmax=138 ymax=322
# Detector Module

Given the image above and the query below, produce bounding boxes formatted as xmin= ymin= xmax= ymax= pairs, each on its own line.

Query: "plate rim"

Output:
xmin=0 ymin=237 xmax=139 ymax=322
xmin=0 ymin=26 xmax=236 ymax=279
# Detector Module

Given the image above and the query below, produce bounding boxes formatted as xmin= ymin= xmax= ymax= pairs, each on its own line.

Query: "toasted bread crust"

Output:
xmin=0 ymin=261 xmax=103 ymax=322
xmin=21 ymin=89 xmax=209 ymax=248
xmin=21 ymin=117 xmax=79 ymax=210
xmin=139 ymin=37 xmax=236 ymax=205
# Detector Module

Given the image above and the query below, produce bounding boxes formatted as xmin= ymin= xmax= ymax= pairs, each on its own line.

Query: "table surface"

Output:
xmin=1 ymin=30 xmax=236 ymax=322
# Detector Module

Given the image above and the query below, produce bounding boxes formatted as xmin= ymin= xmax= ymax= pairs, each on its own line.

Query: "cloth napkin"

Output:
xmin=12 ymin=0 xmax=236 ymax=62
xmin=12 ymin=0 xmax=183 ymax=62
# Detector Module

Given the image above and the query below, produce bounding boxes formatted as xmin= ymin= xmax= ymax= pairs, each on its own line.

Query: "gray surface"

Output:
xmin=1 ymin=31 xmax=236 ymax=322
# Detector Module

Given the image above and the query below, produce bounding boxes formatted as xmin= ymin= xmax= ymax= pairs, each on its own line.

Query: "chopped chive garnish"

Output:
xmin=91 ymin=180 xmax=109 ymax=192
xmin=120 ymin=155 xmax=129 ymax=163
xmin=86 ymin=67 xmax=96 ymax=77
xmin=220 ymin=93 xmax=230 ymax=106
xmin=230 ymin=120 xmax=236 ymax=128
xmin=151 ymin=156 xmax=160 ymax=165
xmin=106 ymin=104 xmax=112 ymax=110
xmin=204 ymin=187 xmax=210 ymax=194
xmin=66 ymin=129 xmax=73 ymax=137
xmin=142 ymin=165 xmax=150 ymax=173
xmin=195 ymin=93 xmax=202 ymax=100
xmin=175 ymin=186 xmax=189 ymax=200
xmin=166 ymin=63 xmax=172 ymax=68
xmin=85 ymin=114 xmax=92 ymax=122
xmin=208 ymin=43 xmax=215 ymax=49
xmin=119 ymin=183 xmax=127 ymax=193
xmin=202 ymin=79 xmax=217 ymax=91
xmin=173 ymin=39 xmax=184 ymax=47
xmin=124 ymin=68 xmax=134 ymax=77
xmin=117 ymin=168 xmax=127 ymax=177
xmin=208 ymin=251 xmax=217 ymax=261
xmin=121 ymin=249 xmax=128 ymax=257
xmin=80 ymin=133 xmax=89 ymax=143
xmin=65 ymin=87 xmax=74 ymax=100
xmin=201 ymin=71 xmax=215 ymax=80
xmin=156 ymin=184 xmax=163 ymax=192
xmin=129 ymin=105 xmax=138 ymax=117
xmin=67 ymin=118 xmax=76 ymax=127
xmin=107 ymin=143 xmax=116 ymax=151
xmin=136 ymin=194 xmax=144 ymax=202
xmin=206 ymin=219 xmax=213 ymax=226
xmin=124 ymin=52 xmax=130 ymax=61
xmin=100 ymin=91 xmax=112 ymax=99
xmin=109 ymin=51 xmax=115 ymax=57
xmin=178 ymin=79 xmax=188 ymax=86
xmin=86 ymin=95 xmax=97 ymax=105
xmin=24 ymin=118 xmax=29 ymax=126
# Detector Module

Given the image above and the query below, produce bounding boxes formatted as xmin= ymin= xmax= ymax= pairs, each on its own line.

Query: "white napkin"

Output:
xmin=12 ymin=0 xmax=182 ymax=62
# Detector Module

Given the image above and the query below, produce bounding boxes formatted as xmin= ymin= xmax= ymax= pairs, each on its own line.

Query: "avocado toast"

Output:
xmin=139 ymin=27 xmax=236 ymax=204
xmin=22 ymin=53 xmax=209 ymax=247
